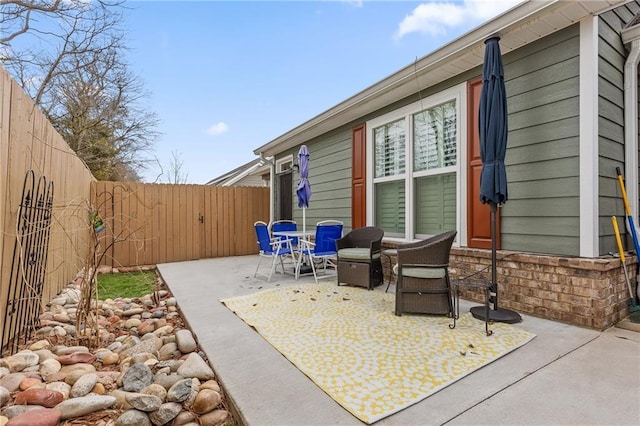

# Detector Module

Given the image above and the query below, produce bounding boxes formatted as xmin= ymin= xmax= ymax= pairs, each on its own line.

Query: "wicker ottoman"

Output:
xmin=337 ymin=256 xmax=383 ymax=290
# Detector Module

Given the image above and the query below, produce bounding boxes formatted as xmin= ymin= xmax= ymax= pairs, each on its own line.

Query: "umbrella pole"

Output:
xmin=491 ymin=201 xmax=498 ymax=309
xmin=470 ymin=201 xmax=522 ymax=324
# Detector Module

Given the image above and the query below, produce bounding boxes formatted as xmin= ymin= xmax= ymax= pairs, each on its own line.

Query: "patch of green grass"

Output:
xmin=97 ymin=271 xmax=157 ymax=300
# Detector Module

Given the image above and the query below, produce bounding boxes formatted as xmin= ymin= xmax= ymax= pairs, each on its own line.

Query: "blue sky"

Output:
xmin=123 ymin=0 xmax=521 ymax=184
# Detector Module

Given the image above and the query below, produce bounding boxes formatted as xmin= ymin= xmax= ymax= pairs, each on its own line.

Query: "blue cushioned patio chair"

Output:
xmin=254 ymin=221 xmax=295 ymax=282
xmin=271 ymin=220 xmax=299 ymax=247
xmin=295 ymin=220 xmax=343 ymax=282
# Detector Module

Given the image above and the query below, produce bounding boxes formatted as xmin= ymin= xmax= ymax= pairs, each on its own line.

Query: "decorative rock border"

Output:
xmin=0 ymin=274 xmax=233 ymax=426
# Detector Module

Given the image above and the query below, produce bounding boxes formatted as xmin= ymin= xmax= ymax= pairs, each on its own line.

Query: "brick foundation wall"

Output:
xmin=381 ymin=243 xmax=636 ymax=330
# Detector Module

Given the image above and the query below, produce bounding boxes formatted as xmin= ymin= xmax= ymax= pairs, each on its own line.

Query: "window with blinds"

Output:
xmin=368 ymin=83 xmax=463 ymax=240
xmin=414 ymin=173 xmax=457 ymax=235
xmin=374 ymin=118 xmax=405 ymax=178
xmin=413 ymin=100 xmax=457 ymax=172
xmin=375 ymin=180 xmax=405 ymax=236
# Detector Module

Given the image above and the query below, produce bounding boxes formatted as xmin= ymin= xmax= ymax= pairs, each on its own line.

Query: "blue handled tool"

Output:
xmin=616 ymin=167 xmax=640 ymax=303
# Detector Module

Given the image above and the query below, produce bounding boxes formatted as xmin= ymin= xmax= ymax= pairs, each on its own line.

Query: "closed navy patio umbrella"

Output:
xmin=479 ymin=37 xmax=508 ymax=206
xmin=470 ymin=37 xmax=521 ymax=324
xmin=296 ymin=145 xmax=312 ymax=234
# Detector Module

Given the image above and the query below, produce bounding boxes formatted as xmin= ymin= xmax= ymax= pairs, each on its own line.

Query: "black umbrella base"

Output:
xmin=298 ymin=265 xmax=313 ymax=275
xmin=470 ymin=306 xmax=522 ymax=324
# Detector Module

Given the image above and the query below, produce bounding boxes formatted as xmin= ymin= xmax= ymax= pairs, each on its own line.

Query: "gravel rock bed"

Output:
xmin=0 ymin=274 xmax=234 ymax=426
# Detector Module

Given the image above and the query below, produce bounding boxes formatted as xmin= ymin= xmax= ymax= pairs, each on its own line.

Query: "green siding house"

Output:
xmin=253 ymin=0 xmax=640 ymax=329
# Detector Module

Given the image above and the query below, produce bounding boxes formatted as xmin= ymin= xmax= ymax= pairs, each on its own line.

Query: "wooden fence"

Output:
xmin=91 ymin=182 xmax=270 ymax=267
xmin=0 ymin=67 xmax=95 ymax=351
xmin=0 ymin=62 xmax=270 ymax=352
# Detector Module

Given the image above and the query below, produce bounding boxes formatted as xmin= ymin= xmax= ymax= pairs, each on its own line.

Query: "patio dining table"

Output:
xmin=272 ymin=231 xmax=322 ymax=279
xmin=272 ymin=230 xmax=314 ymax=239
xmin=272 ymin=230 xmax=315 ymax=277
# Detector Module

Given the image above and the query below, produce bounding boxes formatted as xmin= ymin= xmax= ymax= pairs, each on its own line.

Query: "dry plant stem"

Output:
xmin=75 ymin=202 xmax=147 ymax=350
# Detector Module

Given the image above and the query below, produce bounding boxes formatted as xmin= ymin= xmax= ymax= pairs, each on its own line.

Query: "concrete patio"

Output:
xmin=157 ymin=255 xmax=640 ymax=425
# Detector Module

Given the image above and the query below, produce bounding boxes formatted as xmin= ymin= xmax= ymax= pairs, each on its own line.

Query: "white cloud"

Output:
xmin=341 ymin=0 xmax=364 ymax=7
xmin=395 ymin=0 xmax=523 ymax=39
xmin=206 ymin=122 xmax=229 ymax=136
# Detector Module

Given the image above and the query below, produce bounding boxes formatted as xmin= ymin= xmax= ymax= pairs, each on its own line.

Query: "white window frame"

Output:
xmin=275 ymin=155 xmax=294 ymax=174
xmin=365 ymin=82 xmax=467 ymax=243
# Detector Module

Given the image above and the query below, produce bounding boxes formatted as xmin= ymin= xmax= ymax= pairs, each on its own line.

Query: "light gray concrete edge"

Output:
xmin=158 ymin=256 xmax=640 ymax=426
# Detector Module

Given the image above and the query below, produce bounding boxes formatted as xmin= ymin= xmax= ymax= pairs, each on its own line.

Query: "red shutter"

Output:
xmin=352 ymin=124 xmax=366 ymax=229
xmin=467 ymin=77 xmax=499 ymax=249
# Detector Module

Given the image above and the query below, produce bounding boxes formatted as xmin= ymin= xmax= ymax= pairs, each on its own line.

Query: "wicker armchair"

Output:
xmin=336 ymin=226 xmax=384 ymax=290
xmin=395 ymin=230 xmax=457 ymax=316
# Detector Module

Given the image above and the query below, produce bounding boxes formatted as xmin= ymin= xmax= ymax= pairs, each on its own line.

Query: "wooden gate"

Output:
xmin=91 ymin=182 xmax=269 ymax=267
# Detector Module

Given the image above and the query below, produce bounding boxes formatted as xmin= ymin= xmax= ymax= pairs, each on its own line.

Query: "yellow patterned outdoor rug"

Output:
xmin=221 ymin=282 xmax=535 ymax=424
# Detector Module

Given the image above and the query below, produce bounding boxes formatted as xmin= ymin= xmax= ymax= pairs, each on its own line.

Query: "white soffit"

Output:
xmin=254 ymin=0 xmax=628 ymax=157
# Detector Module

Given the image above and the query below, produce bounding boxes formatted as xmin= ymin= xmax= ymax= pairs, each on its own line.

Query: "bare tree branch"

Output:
xmin=166 ymin=150 xmax=189 ymax=184
xmin=1 ymin=0 xmax=159 ymax=181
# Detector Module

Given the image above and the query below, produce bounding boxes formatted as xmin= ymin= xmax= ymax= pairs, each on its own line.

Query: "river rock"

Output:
xmin=45 ymin=382 xmax=70 ymax=400
xmin=0 ymin=374 xmax=27 ymax=392
xmin=140 ymin=383 xmax=166 ymax=401
xmin=18 ymin=378 xmax=41 ymax=391
xmin=158 ymin=343 xmax=178 ymax=361
xmin=125 ymin=393 xmax=162 ymax=412
xmin=39 ymin=359 xmax=61 ymax=378
xmin=122 ymin=308 xmax=144 ymax=317
xmin=157 ymin=360 xmax=183 ymax=372
xmin=114 ymin=409 xmax=151 ymax=426
xmin=122 ymin=363 xmax=153 ymax=392
xmin=54 ymin=394 xmax=116 ymax=419
xmin=57 ymin=352 xmax=96 ymax=365
xmin=0 ymin=386 xmax=10 ymax=407
xmin=119 ymin=337 xmax=162 ymax=361
xmin=34 ymin=350 xmax=56 ymax=363
xmin=176 ymin=353 xmax=214 ymax=380
xmin=14 ymin=389 xmax=63 ymax=408
xmin=185 ymin=378 xmax=200 ymax=406
xmin=153 ymin=326 xmax=174 ymax=337
xmin=175 ymin=330 xmax=197 ymax=353
xmin=70 ymin=373 xmax=98 ymax=397
xmin=172 ymin=410 xmax=196 ymax=426
xmin=137 ymin=320 xmax=155 ymax=335
xmin=131 ymin=353 xmax=157 ymax=365
xmin=199 ymin=409 xmax=230 ymax=426
xmin=49 ymin=297 xmax=66 ymax=306
xmin=43 ymin=372 xmax=65 ymax=384
xmin=55 ymin=346 xmax=88 ymax=356
xmin=192 ymin=389 xmax=221 ymax=415
xmin=200 ymin=379 xmax=221 ymax=393
xmin=1 ymin=405 xmax=44 ymax=419
xmin=108 ymin=389 xmax=132 ymax=410
xmin=154 ymin=372 xmax=183 ymax=390
xmin=52 ymin=313 xmax=70 ymax=323
xmin=5 ymin=408 xmax=61 ymax=426
xmin=95 ymin=370 xmax=119 ymax=384
xmin=0 ymin=352 xmax=39 ymax=373
xmin=166 ymin=378 xmax=192 ymax=403
xmin=124 ymin=318 xmax=141 ymax=329
xmin=102 ymin=352 xmax=119 ymax=365
xmin=148 ymin=402 xmax=181 ymax=426
xmin=61 ymin=364 xmax=96 ymax=385
xmin=27 ymin=341 xmax=50 ymax=352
